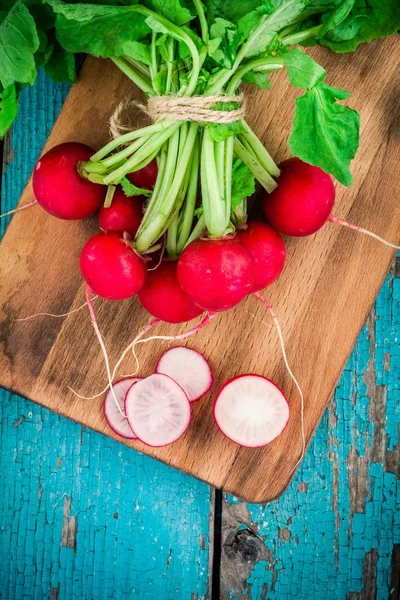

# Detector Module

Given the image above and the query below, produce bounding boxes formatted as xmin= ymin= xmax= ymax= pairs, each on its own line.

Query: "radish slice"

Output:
xmin=104 ymin=377 xmax=141 ymax=439
xmin=213 ymin=375 xmax=289 ymax=447
xmin=125 ymin=374 xmax=191 ymax=447
xmin=155 ymin=347 xmax=213 ymax=402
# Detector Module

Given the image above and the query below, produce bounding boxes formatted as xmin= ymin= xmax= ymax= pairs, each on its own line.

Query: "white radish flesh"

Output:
xmin=155 ymin=346 xmax=213 ymax=402
xmin=125 ymin=374 xmax=191 ymax=447
xmin=213 ymin=374 xmax=289 ymax=447
xmin=104 ymin=377 xmax=141 ymax=439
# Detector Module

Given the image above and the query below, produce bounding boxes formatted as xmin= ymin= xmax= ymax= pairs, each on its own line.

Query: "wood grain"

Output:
xmin=0 ymin=37 xmax=399 ymax=503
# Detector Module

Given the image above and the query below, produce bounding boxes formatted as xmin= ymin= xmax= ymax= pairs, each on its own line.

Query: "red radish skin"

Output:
xmin=263 ymin=157 xmax=400 ymax=249
xmin=128 ymin=158 xmax=158 ymax=189
xmin=80 ymin=232 xmax=147 ymax=300
xmin=213 ymin=374 xmax=290 ymax=448
xmin=33 ymin=142 xmax=105 ymax=220
xmin=138 ymin=260 xmax=203 ymax=323
xmin=156 ymin=347 xmax=213 ymax=402
xmin=125 ymin=373 xmax=191 ymax=447
xmin=104 ymin=377 xmax=141 ymax=438
xmin=99 ymin=187 xmax=143 ymax=237
xmin=263 ymin=157 xmax=335 ymax=236
xmin=237 ymin=221 xmax=286 ymax=292
xmin=177 ymin=238 xmax=255 ymax=312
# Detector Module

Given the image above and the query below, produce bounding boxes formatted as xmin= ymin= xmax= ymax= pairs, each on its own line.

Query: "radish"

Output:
xmin=32 ymin=142 xmax=105 ymax=220
xmin=80 ymin=232 xmax=147 ymax=300
xmin=213 ymin=374 xmax=289 ymax=447
xmin=237 ymin=221 xmax=286 ymax=292
xmin=125 ymin=373 xmax=191 ymax=446
xmin=127 ymin=158 xmax=158 ymax=190
xmin=263 ymin=158 xmax=400 ymax=249
xmin=138 ymin=260 xmax=203 ymax=323
xmin=99 ymin=187 xmax=143 ymax=237
xmin=177 ymin=238 xmax=255 ymax=312
xmin=104 ymin=377 xmax=141 ymax=439
xmin=156 ymin=347 xmax=213 ymax=402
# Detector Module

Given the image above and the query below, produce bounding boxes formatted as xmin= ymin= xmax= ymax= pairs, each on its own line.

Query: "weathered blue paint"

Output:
xmin=222 ymin=266 xmax=399 ymax=599
xmin=0 ymin=70 xmax=212 ymax=600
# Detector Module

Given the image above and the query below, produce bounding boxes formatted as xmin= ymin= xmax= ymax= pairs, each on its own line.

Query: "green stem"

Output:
xmin=132 ymin=6 xmax=200 ymax=97
xmin=111 ymin=57 xmax=154 ymax=95
xmin=239 ymin=122 xmax=280 ymax=177
xmin=165 ymin=38 xmax=175 ymax=94
xmin=104 ymin=185 xmax=116 ymax=208
xmin=193 ymin=0 xmax=208 ymax=44
xmin=234 ymin=138 xmax=277 ymax=193
xmin=135 ymin=124 xmax=198 ymax=251
xmin=282 ymin=24 xmax=323 ymax=46
xmin=226 ymin=58 xmax=284 ymax=93
xmin=100 ymin=136 xmax=149 ymax=169
xmin=103 ymin=124 xmax=180 ymax=185
xmin=123 ymin=57 xmax=151 ymax=80
xmin=202 ymin=128 xmax=228 ymax=238
xmin=89 ymin=120 xmax=176 ymax=163
xmin=224 ymin=136 xmax=234 ymax=225
xmin=176 ymin=139 xmax=200 ymax=254
xmin=150 ymin=32 xmax=160 ymax=94
xmin=166 ymin=213 xmax=179 ymax=257
xmin=215 ymin=140 xmax=225 ymax=200
xmin=185 ymin=213 xmax=206 ymax=248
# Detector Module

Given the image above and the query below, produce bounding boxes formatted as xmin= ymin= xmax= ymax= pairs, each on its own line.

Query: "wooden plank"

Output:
xmin=0 ymin=37 xmax=399 ymax=503
xmin=220 ymin=261 xmax=399 ymax=598
xmin=0 ymin=72 xmax=213 ymax=600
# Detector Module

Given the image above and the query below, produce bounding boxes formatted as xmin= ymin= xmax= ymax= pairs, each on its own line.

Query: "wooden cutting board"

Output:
xmin=1 ymin=37 xmax=399 ymax=503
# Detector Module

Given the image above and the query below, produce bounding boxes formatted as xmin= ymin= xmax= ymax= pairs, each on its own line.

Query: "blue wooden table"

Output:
xmin=1 ymin=72 xmax=399 ymax=600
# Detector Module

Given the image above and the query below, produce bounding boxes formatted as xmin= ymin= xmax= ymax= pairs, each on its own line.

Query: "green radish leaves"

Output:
xmin=231 ymin=158 xmax=256 ymax=209
xmin=290 ymin=82 xmax=360 ymax=185
xmin=48 ymin=0 xmax=151 ymax=59
xmin=0 ymin=2 xmax=40 ymax=89
xmin=0 ymin=84 xmax=18 ymax=139
xmin=121 ymin=177 xmax=152 ymax=198
xmin=284 ymin=47 xmax=326 ymax=89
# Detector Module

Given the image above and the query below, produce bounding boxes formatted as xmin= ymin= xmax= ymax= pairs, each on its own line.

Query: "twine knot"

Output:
xmin=109 ymin=94 xmax=246 ymax=139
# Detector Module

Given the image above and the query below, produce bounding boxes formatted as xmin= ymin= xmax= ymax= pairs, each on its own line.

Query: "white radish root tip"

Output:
xmin=0 ymin=199 xmax=38 ymax=219
xmin=329 ymin=214 xmax=400 ymax=250
xmin=254 ymin=292 xmax=305 ymax=474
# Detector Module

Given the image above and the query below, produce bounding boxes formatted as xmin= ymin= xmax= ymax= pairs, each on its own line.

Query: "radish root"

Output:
xmin=68 ymin=317 xmax=160 ymax=400
xmin=329 ymin=215 xmax=400 ymax=250
xmin=16 ymin=296 xmax=97 ymax=322
xmin=80 ymin=286 xmax=125 ymax=418
xmin=0 ymin=199 xmax=38 ymax=219
xmin=254 ymin=292 xmax=305 ymax=474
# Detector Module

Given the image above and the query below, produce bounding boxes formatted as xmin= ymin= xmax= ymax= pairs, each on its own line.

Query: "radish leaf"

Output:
xmin=0 ymin=2 xmax=39 ymax=89
xmin=289 ymin=82 xmax=360 ymax=185
xmin=0 ymin=84 xmax=18 ymax=139
xmin=284 ymin=48 xmax=326 ymax=89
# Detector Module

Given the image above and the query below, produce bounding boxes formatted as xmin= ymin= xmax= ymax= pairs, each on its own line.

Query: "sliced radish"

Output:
xmin=125 ymin=374 xmax=191 ymax=447
xmin=155 ymin=347 xmax=213 ymax=402
xmin=104 ymin=377 xmax=141 ymax=439
xmin=213 ymin=375 xmax=289 ymax=447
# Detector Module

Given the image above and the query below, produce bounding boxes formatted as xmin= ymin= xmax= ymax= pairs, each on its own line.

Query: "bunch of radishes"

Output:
xmin=105 ymin=346 xmax=289 ymax=448
xmin=23 ymin=136 xmax=398 ymax=450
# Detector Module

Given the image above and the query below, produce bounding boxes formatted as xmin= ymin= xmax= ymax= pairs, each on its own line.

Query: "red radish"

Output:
xmin=213 ymin=374 xmax=289 ymax=447
xmin=263 ymin=158 xmax=335 ymax=237
xmin=263 ymin=157 xmax=400 ymax=249
xmin=104 ymin=377 xmax=141 ymax=438
xmin=177 ymin=238 xmax=255 ymax=312
xmin=127 ymin=158 xmax=158 ymax=189
xmin=99 ymin=187 xmax=143 ymax=237
xmin=156 ymin=347 xmax=213 ymax=402
xmin=33 ymin=142 xmax=105 ymax=219
xmin=125 ymin=373 xmax=191 ymax=447
xmin=138 ymin=260 xmax=203 ymax=323
xmin=237 ymin=221 xmax=286 ymax=292
xmin=80 ymin=232 xmax=147 ymax=300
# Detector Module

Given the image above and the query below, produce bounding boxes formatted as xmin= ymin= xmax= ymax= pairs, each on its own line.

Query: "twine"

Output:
xmin=109 ymin=94 xmax=246 ymax=139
